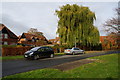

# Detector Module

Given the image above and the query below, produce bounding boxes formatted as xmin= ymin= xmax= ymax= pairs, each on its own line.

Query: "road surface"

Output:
xmin=2 ymin=50 xmax=119 ymax=77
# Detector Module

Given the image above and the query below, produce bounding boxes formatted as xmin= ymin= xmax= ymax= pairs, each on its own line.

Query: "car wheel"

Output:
xmin=33 ymin=55 xmax=39 ymax=60
xmin=72 ymin=52 xmax=75 ymax=55
xmin=50 ymin=54 xmax=54 ymax=58
xmin=83 ymin=52 xmax=85 ymax=54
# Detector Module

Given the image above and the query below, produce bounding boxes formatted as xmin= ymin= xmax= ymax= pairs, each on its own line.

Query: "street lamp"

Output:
xmin=75 ymin=37 xmax=77 ymax=48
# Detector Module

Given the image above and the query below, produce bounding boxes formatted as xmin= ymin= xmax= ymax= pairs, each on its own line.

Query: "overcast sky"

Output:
xmin=0 ymin=2 xmax=118 ymax=39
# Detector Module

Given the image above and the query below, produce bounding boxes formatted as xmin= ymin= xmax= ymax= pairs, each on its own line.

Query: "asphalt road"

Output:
xmin=2 ymin=50 xmax=120 ymax=77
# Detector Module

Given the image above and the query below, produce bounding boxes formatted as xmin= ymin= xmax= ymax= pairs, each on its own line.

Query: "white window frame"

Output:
xmin=4 ymin=34 xmax=8 ymax=39
xmin=32 ymin=39 xmax=35 ymax=42
xmin=4 ymin=42 xmax=8 ymax=45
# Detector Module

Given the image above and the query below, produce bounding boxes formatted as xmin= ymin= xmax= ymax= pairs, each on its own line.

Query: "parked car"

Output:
xmin=64 ymin=47 xmax=85 ymax=55
xmin=24 ymin=46 xmax=54 ymax=60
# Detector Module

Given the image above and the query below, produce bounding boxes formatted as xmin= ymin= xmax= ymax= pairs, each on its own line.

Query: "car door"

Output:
xmin=74 ymin=48 xmax=80 ymax=53
xmin=79 ymin=49 xmax=82 ymax=53
xmin=76 ymin=48 xmax=80 ymax=53
xmin=45 ymin=47 xmax=51 ymax=57
xmin=37 ymin=48 xmax=45 ymax=57
xmin=43 ymin=47 xmax=49 ymax=57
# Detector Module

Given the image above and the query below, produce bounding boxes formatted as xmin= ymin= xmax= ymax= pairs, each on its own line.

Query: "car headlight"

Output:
xmin=29 ymin=52 xmax=34 ymax=55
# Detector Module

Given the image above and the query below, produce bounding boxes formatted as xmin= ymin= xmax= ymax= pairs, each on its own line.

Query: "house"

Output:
xmin=50 ymin=36 xmax=120 ymax=50
xmin=0 ymin=24 xmax=18 ymax=45
xmin=100 ymin=35 xmax=119 ymax=49
xmin=49 ymin=37 xmax=60 ymax=45
xmin=18 ymin=32 xmax=48 ymax=46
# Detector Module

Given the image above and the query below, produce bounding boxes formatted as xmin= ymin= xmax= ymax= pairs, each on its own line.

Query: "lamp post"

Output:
xmin=75 ymin=37 xmax=76 ymax=48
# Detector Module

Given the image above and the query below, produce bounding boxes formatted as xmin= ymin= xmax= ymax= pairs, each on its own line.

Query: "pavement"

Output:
xmin=51 ymin=59 xmax=96 ymax=71
xmin=2 ymin=50 xmax=120 ymax=77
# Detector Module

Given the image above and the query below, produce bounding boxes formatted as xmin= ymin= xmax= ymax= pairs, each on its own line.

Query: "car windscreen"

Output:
xmin=65 ymin=49 xmax=71 ymax=50
xmin=30 ymin=47 xmax=40 ymax=51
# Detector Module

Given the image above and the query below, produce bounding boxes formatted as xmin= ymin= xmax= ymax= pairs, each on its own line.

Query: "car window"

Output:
xmin=48 ymin=47 xmax=53 ymax=51
xmin=38 ymin=48 xmax=45 ymax=52
xmin=30 ymin=47 xmax=40 ymax=51
xmin=73 ymin=48 xmax=80 ymax=50
xmin=45 ymin=47 xmax=52 ymax=51
xmin=43 ymin=47 xmax=49 ymax=51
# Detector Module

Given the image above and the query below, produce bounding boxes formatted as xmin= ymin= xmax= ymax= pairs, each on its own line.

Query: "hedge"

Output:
xmin=2 ymin=46 xmax=65 ymax=56
xmin=2 ymin=47 xmax=31 ymax=56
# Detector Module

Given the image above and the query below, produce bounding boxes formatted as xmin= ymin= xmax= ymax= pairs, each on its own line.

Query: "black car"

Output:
xmin=24 ymin=46 xmax=54 ymax=60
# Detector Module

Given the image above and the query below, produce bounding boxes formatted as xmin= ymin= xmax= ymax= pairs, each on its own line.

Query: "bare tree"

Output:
xmin=28 ymin=28 xmax=38 ymax=34
xmin=104 ymin=8 xmax=120 ymax=34
xmin=103 ymin=8 xmax=120 ymax=49
xmin=28 ymin=28 xmax=43 ymax=35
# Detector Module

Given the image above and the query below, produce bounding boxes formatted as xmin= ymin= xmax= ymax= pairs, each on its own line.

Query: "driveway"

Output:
xmin=2 ymin=50 xmax=119 ymax=77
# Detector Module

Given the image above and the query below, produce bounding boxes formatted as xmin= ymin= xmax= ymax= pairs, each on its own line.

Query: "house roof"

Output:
xmin=0 ymin=24 xmax=5 ymax=31
xmin=49 ymin=39 xmax=55 ymax=42
xmin=49 ymin=37 xmax=60 ymax=43
xmin=0 ymin=24 xmax=18 ymax=39
xmin=20 ymin=33 xmax=47 ymax=41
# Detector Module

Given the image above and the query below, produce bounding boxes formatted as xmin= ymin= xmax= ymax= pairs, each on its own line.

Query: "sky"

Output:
xmin=0 ymin=2 xmax=118 ymax=39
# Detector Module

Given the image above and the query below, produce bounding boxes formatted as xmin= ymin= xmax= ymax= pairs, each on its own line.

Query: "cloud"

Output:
xmin=1 ymin=2 xmax=118 ymax=39
xmin=2 ymin=13 xmax=29 ymax=36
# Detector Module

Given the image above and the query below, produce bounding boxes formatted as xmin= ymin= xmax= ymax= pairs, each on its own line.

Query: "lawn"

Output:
xmin=1 ymin=53 xmax=65 ymax=60
xmin=1 ymin=51 xmax=107 ymax=60
xmin=1 ymin=55 xmax=24 ymax=60
xmin=3 ymin=53 xmax=119 ymax=78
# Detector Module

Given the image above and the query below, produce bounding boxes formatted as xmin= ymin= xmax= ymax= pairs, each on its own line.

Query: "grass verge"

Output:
xmin=3 ymin=53 xmax=119 ymax=78
xmin=1 ymin=55 xmax=24 ymax=60
xmin=85 ymin=51 xmax=105 ymax=54
xmin=1 ymin=51 xmax=107 ymax=60
xmin=1 ymin=53 xmax=65 ymax=60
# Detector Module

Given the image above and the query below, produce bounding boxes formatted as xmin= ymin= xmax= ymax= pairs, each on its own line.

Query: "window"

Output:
xmin=73 ymin=48 xmax=80 ymax=50
xmin=4 ymin=34 xmax=8 ymax=39
xmin=24 ymin=38 xmax=27 ymax=41
xmin=4 ymin=42 xmax=8 ymax=45
xmin=38 ymin=48 xmax=45 ymax=52
xmin=0 ymin=33 xmax=2 ymax=39
xmin=30 ymin=47 xmax=40 ymax=51
xmin=32 ymin=39 xmax=35 ymax=42
xmin=57 ymin=41 xmax=60 ymax=44
xmin=45 ymin=47 xmax=51 ymax=51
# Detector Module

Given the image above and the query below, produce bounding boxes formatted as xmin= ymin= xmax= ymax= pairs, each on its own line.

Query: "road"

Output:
xmin=2 ymin=50 xmax=119 ymax=77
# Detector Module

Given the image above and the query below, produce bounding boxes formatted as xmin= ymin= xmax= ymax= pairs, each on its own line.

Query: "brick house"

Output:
xmin=0 ymin=24 xmax=18 ymax=45
xmin=100 ymin=35 xmax=119 ymax=49
xmin=18 ymin=33 xmax=48 ymax=46
xmin=50 ymin=36 xmax=120 ymax=50
xmin=49 ymin=37 xmax=60 ymax=45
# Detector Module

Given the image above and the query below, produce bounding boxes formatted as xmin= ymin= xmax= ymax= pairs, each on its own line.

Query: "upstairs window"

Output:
xmin=4 ymin=34 xmax=8 ymax=39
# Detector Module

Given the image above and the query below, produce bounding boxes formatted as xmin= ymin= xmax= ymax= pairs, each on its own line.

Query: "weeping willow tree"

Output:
xmin=55 ymin=4 xmax=100 ymax=47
